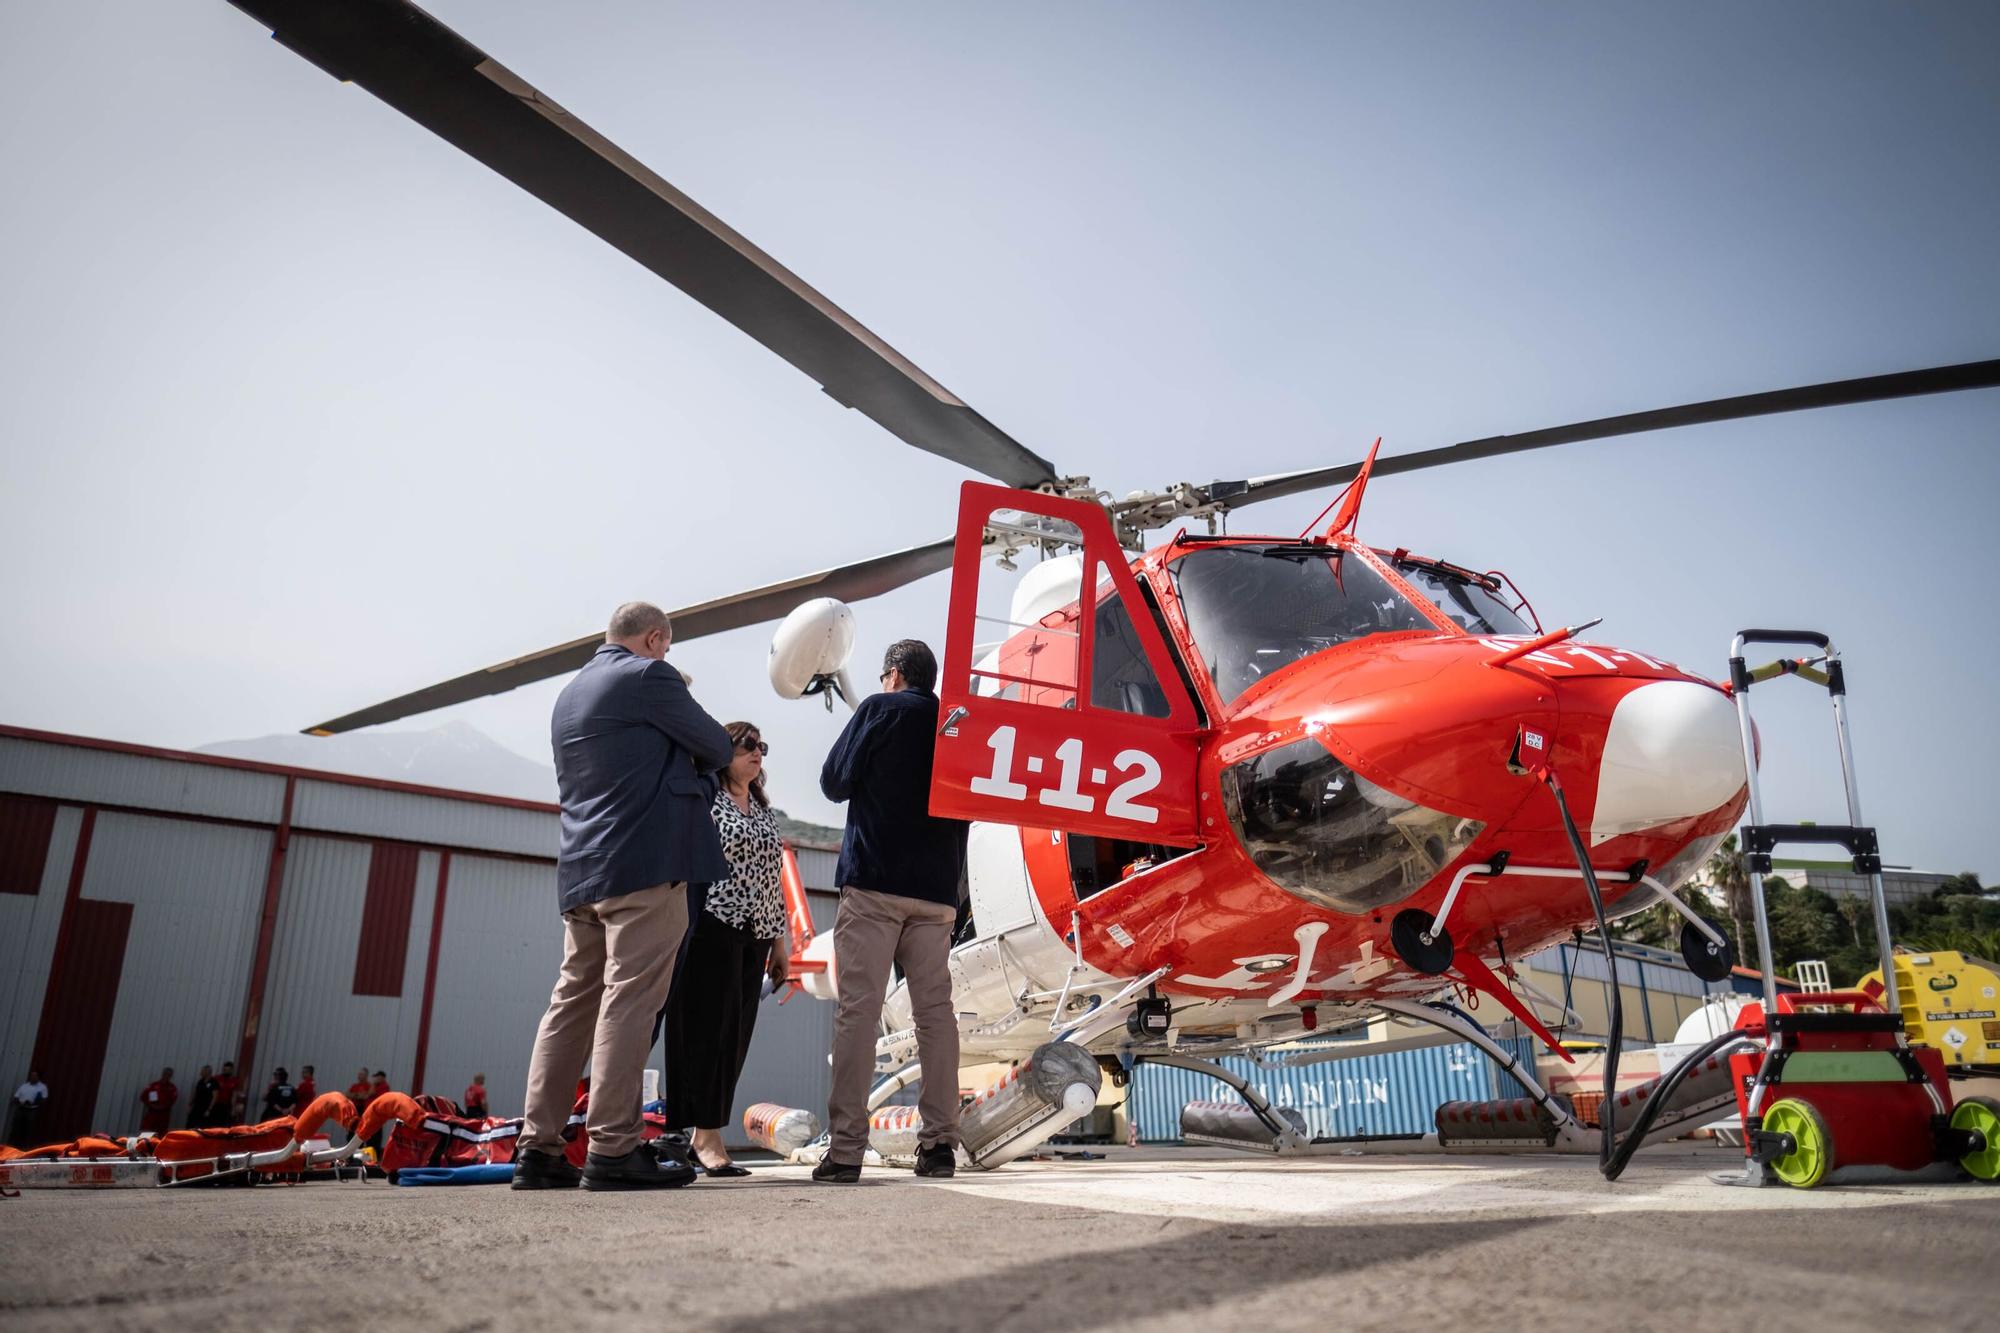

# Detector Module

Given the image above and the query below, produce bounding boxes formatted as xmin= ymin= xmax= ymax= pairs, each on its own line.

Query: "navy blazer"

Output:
xmin=551 ymin=644 xmax=735 ymax=913
xmin=820 ymin=686 xmax=968 ymax=908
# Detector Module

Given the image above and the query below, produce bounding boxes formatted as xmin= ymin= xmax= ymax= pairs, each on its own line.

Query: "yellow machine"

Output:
xmin=1860 ymin=951 xmax=2000 ymax=1069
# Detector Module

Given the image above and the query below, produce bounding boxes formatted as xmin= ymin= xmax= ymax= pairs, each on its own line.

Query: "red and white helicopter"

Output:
xmin=234 ymin=1 xmax=2000 ymax=1167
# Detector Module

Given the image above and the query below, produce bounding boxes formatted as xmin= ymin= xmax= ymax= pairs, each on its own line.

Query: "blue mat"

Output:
xmin=392 ymin=1163 xmax=516 ymax=1186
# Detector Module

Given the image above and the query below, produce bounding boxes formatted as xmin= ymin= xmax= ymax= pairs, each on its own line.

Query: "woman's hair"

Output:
xmin=723 ymin=721 xmax=769 ymax=808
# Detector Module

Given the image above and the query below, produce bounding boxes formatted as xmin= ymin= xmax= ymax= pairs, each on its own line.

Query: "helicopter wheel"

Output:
xmin=1390 ymin=909 xmax=1455 ymax=976
xmin=1679 ymin=920 xmax=1736 ymax=983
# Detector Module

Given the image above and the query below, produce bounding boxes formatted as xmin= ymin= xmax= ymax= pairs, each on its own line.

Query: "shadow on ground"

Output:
xmin=716 ymin=1213 xmax=1551 ymax=1332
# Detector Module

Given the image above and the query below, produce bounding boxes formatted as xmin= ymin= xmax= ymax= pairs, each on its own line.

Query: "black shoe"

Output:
xmin=581 ymin=1141 xmax=698 ymax=1191
xmin=915 ymin=1143 xmax=957 ymax=1178
xmin=695 ymin=1150 xmax=751 ymax=1178
xmin=811 ymin=1158 xmax=862 ymax=1184
xmin=511 ymin=1148 xmax=582 ymax=1191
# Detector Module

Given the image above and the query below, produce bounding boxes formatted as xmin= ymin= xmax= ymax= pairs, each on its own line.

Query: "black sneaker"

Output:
xmin=811 ymin=1157 xmax=862 ymax=1184
xmin=581 ymin=1141 xmax=698 ymax=1191
xmin=511 ymin=1148 xmax=582 ymax=1191
xmin=914 ymin=1143 xmax=956 ymax=1178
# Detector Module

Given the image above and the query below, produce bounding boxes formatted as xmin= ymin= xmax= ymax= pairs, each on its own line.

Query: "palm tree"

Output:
xmin=1906 ymin=926 xmax=2000 ymax=965
xmin=1706 ymin=833 xmax=1755 ymax=965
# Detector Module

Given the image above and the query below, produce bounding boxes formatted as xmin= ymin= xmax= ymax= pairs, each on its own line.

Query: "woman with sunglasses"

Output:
xmin=663 ymin=721 xmax=788 ymax=1175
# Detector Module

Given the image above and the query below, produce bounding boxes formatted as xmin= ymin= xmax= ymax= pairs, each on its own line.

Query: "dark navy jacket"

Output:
xmin=552 ymin=644 xmax=734 ymax=913
xmin=819 ymin=686 xmax=968 ymax=908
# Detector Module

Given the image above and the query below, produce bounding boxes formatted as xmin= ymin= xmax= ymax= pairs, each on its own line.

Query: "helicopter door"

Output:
xmin=932 ymin=482 xmax=1202 ymax=845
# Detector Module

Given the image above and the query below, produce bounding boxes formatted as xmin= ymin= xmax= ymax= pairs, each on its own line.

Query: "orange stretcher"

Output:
xmin=0 ymin=1092 xmax=369 ymax=1189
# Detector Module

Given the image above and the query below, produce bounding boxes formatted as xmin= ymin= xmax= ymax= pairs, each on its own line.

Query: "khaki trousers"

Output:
xmin=826 ymin=887 xmax=960 ymax=1165
xmin=521 ymin=880 xmax=687 ymax=1158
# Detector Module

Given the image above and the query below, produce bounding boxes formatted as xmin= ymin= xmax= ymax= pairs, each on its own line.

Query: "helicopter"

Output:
xmin=230 ymin=1 xmax=2000 ymax=1162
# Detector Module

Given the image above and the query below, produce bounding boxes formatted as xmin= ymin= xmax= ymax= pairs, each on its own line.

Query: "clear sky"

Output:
xmin=2 ymin=2 xmax=1996 ymax=875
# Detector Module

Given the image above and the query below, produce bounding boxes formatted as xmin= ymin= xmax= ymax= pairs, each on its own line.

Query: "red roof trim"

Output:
xmin=0 ymin=723 xmax=559 ymax=815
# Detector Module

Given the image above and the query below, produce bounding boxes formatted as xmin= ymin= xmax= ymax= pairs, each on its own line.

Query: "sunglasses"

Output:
xmin=735 ymin=738 xmax=769 ymax=756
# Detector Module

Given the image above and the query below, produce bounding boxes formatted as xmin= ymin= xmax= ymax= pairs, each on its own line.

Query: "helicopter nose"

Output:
xmin=1579 ymin=676 xmax=1746 ymax=846
xmin=1238 ymin=635 xmax=1561 ymax=821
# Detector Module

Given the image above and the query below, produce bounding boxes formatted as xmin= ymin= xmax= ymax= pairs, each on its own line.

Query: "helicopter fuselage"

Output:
xmin=893 ymin=489 xmax=1748 ymax=1062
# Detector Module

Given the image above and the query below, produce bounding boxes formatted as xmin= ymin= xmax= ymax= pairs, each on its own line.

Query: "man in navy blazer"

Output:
xmin=515 ymin=601 xmax=734 ymax=1192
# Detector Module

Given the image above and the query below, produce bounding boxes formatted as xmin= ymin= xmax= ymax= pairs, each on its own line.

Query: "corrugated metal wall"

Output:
xmin=291 ymin=779 xmax=555 ymax=859
xmin=84 ymin=813 xmax=273 ymax=1132
xmin=423 ymin=854 xmax=566 ymax=1119
xmin=0 ymin=735 xmax=284 ymax=824
xmin=0 ymin=805 xmax=83 ymax=1107
xmin=1127 ymin=1037 xmax=1540 ymax=1142
xmin=256 ymin=838 xmax=441 ymax=1109
xmin=794 ymin=846 xmax=839 ymax=892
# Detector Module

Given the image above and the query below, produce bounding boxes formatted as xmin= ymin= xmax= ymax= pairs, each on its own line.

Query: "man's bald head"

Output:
xmin=607 ymin=602 xmax=672 ymax=660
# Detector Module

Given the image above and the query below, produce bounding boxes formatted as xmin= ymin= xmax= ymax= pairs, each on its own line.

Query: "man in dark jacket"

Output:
xmin=814 ymin=639 xmax=969 ymax=1182
xmin=514 ymin=602 xmax=734 ymax=1192
xmin=186 ymin=1065 xmax=217 ymax=1128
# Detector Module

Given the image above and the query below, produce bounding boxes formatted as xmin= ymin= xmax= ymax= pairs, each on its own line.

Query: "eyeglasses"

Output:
xmin=735 ymin=738 xmax=769 ymax=756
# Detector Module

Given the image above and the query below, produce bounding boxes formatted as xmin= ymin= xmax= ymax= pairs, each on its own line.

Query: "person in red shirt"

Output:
xmin=347 ymin=1067 xmax=372 ymax=1109
xmin=139 ymin=1067 xmax=178 ymax=1134
xmin=295 ymin=1065 xmax=317 ymax=1105
xmin=463 ymin=1073 xmax=489 ymax=1118
xmin=210 ymin=1062 xmax=242 ymax=1127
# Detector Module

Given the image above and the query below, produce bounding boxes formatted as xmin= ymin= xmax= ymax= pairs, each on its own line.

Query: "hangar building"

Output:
xmin=0 ymin=725 xmax=838 ymax=1148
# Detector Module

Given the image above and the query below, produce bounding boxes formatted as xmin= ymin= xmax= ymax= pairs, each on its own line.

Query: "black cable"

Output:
xmin=1600 ymin=1027 xmax=1752 ymax=1181
xmin=1544 ymin=766 xmax=1756 ymax=1180
xmin=1542 ymin=770 xmax=1621 ymax=1174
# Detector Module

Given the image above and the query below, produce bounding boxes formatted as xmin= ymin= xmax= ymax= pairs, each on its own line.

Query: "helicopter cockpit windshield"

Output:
xmin=1170 ymin=544 xmax=1436 ymax=704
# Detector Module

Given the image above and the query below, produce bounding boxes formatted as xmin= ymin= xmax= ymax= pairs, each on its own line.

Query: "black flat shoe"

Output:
xmin=696 ymin=1152 xmax=751 ymax=1178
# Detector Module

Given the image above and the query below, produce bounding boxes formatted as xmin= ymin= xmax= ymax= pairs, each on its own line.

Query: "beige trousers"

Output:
xmin=521 ymin=880 xmax=687 ymax=1158
xmin=826 ymin=886 xmax=960 ymax=1165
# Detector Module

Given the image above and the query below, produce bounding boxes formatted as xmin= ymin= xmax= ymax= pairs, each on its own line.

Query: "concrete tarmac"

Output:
xmin=1 ymin=1145 xmax=1991 ymax=1331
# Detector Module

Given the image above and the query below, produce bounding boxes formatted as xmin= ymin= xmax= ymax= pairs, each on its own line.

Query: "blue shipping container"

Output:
xmin=1127 ymin=1037 xmax=1539 ymax=1143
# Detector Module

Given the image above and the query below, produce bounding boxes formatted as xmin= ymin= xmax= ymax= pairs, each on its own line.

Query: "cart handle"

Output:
xmin=1735 ymin=629 xmax=1832 ymax=650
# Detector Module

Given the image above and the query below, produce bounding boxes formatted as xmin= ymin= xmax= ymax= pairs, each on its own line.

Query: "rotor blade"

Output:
xmin=1207 ymin=357 xmax=2000 ymax=514
xmin=302 ymin=538 xmax=954 ymax=734
xmin=230 ymin=0 xmax=1058 ymax=490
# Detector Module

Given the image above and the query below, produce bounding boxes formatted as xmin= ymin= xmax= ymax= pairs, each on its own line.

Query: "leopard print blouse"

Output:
xmin=705 ymin=790 xmax=786 ymax=940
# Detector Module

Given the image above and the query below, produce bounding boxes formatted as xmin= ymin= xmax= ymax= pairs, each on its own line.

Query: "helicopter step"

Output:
xmin=1436 ymin=1045 xmax=1739 ymax=1152
xmin=1179 ymin=1050 xmax=1737 ymax=1160
xmin=1178 ymin=1099 xmax=1310 ymax=1151
xmin=1153 ymin=997 xmax=1732 ymax=1160
xmin=789 ymin=1039 xmax=1104 ymax=1171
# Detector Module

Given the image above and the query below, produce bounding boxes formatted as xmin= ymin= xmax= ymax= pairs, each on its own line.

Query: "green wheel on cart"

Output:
xmin=1762 ymin=1098 xmax=1833 ymax=1189
xmin=1951 ymin=1096 xmax=2000 ymax=1183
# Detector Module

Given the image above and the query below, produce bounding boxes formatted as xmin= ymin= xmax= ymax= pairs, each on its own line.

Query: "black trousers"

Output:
xmin=663 ymin=912 xmax=770 ymax=1130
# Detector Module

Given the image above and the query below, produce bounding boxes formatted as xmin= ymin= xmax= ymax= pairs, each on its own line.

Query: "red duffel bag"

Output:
xmin=381 ymin=1094 xmax=522 ymax=1175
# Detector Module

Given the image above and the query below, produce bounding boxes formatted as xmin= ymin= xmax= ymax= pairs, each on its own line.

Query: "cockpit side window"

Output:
xmin=1391 ymin=559 xmax=1532 ymax=636
xmin=1090 ymin=578 xmax=1173 ymax=718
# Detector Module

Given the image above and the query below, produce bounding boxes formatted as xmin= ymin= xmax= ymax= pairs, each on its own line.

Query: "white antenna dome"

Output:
xmin=769 ymin=598 xmax=856 ymax=699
